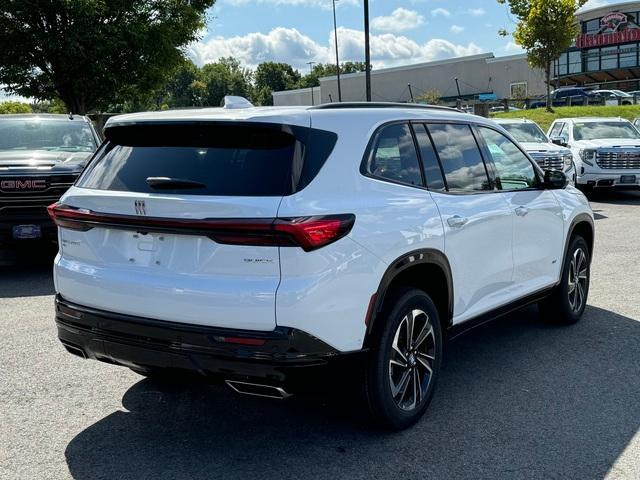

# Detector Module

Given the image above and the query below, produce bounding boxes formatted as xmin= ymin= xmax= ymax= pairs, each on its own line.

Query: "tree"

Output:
xmin=253 ymin=62 xmax=301 ymax=105
xmin=0 ymin=101 xmax=32 ymax=114
xmin=297 ymin=62 xmax=368 ymax=88
xmin=498 ymin=0 xmax=587 ymax=112
xmin=164 ymin=59 xmax=203 ymax=108
xmin=417 ymin=89 xmax=441 ymax=105
xmin=0 ymin=0 xmax=215 ymax=114
xmin=201 ymin=57 xmax=253 ymax=106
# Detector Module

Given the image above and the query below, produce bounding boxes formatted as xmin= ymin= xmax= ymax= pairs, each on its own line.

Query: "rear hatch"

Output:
xmin=53 ymin=120 xmax=335 ymax=331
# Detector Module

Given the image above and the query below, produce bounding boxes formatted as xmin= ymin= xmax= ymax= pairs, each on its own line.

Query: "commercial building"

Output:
xmin=273 ymin=53 xmax=547 ymax=106
xmin=554 ymin=1 xmax=640 ymax=90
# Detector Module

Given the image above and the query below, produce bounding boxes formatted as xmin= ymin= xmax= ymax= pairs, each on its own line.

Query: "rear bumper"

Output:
xmin=55 ymin=296 xmax=361 ymax=388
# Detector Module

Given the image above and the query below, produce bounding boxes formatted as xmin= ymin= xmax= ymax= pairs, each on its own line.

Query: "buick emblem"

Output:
xmin=134 ymin=200 xmax=146 ymax=216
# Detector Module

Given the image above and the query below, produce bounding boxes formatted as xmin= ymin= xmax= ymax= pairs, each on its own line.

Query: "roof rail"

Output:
xmin=310 ymin=102 xmax=459 ymax=112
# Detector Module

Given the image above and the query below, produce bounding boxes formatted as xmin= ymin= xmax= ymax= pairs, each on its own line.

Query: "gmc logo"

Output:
xmin=1 ymin=179 xmax=47 ymax=190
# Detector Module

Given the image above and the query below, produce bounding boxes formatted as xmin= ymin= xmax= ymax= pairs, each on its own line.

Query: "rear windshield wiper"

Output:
xmin=146 ymin=177 xmax=207 ymax=190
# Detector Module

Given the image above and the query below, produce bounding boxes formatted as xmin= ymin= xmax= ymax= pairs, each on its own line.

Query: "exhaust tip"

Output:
xmin=225 ymin=380 xmax=291 ymax=400
xmin=61 ymin=342 xmax=87 ymax=359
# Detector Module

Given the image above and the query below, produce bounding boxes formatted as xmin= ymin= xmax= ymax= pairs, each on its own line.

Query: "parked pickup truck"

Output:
xmin=529 ymin=87 xmax=591 ymax=109
xmin=547 ymin=117 xmax=640 ymax=192
xmin=494 ymin=118 xmax=576 ymax=184
xmin=0 ymin=114 xmax=100 ymax=246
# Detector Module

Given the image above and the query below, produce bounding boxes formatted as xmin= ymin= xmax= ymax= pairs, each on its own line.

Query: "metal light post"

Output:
xmin=364 ymin=0 xmax=372 ymax=102
xmin=332 ymin=0 xmax=342 ymax=102
xmin=307 ymin=61 xmax=316 ymax=105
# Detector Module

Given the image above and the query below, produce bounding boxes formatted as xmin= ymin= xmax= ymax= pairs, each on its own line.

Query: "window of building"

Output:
xmin=510 ymin=82 xmax=528 ymax=99
xmin=569 ymin=50 xmax=582 ymax=74
xmin=585 ymin=18 xmax=600 ymax=34
xmin=557 ymin=53 xmax=568 ymax=76
xmin=426 ymin=124 xmax=491 ymax=193
xmin=364 ymin=123 xmax=424 ymax=187
xmin=601 ymin=46 xmax=618 ymax=70
xmin=587 ymin=48 xmax=600 ymax=71
xmin=620 ymin=44 xmax=638 ymax=68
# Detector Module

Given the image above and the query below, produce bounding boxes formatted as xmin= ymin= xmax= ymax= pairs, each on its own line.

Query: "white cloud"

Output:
xmin=504 ymin=41 xmax=524 ymax=52
xmin=466 ymin=8 xmax=485 ymax=16
xmin=190 ymin=26 xmax=483 ymax=70
xmin=371 ymin=8 xmax=425 ymax=33
xmin=431 ymin=8 xmax=451 ymax=17
xmin=450 ymin=25 xmax=464 ymax=34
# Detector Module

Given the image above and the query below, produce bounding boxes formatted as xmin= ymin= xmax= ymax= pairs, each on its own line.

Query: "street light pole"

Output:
xmin=307 ymin=61 xmax=316 ymax=105
xmin=332 ymin=0 xmax=342 ymax=102
xmin=364 ymin=0 xmax=372 ymax=102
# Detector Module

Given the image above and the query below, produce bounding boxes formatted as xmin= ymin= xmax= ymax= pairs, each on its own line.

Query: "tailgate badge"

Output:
xmin=134 ymin=200 xmax=146 ymax=216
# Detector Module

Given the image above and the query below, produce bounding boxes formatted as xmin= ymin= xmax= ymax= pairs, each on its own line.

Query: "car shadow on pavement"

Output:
xmin=0 ymin=247 xmax=56 ymax=298
xmin=588 ymin=189 xmax=640 ymax=205
xmin=64 ymin=305 xmax=640 ymax=480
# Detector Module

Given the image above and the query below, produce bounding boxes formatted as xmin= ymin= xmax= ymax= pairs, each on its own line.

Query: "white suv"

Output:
xmin=494 ymin=118 xmax=576 ymax=183
xmin=548 ymin=117 xmax=640 ymax=191
xmin=50 ymin=100 xmax=594 ymax=429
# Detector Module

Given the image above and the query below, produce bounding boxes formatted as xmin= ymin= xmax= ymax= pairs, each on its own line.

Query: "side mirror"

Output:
xmin=543 ymin=169 xmax=568 ymax=189
xmin=550 ymin=136 xmax=567 ymax=147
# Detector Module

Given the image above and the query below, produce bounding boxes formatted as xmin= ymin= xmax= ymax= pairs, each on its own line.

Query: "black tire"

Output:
xmin=363 ymin=288 xmax=443 ymax=430
xmin=539 ymin=235 xmax=590 ymax=324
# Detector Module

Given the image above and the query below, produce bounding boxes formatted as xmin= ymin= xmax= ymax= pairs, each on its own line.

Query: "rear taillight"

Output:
xmin=47 ymin=202 xmax=355 ymax=252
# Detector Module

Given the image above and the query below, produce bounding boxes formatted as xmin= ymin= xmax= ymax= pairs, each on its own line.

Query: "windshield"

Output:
xmin=501 ymin=123 xmax=548 ymax=143
xmin=0 ymin=118 xmax=97 ymax=152
xmin=574 ymin=122 xmax=640 ymax=140
xmin=610 ymin=90 xmax=631 ymax=97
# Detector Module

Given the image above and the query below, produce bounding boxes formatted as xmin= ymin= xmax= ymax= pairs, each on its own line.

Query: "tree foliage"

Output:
xmin=253 ymin=62 xmax=301 ymax=106
xmin=0 ymin=101 xmax=32 ymax=114
xmin=498 ymin=0 xmax=587 ymax=111
xmin=298 ymin=62 xmax=368 ymax=88
xmin=0 ymin=0 xmax=215 ymax=114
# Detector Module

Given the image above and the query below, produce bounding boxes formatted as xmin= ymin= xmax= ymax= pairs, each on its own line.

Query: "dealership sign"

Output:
xmin=576 ymin=11 xmax=640 ymax=48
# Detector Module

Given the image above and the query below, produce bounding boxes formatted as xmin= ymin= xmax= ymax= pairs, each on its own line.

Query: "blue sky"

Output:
xmin=189 ymin=0 xmax=621 ymax=71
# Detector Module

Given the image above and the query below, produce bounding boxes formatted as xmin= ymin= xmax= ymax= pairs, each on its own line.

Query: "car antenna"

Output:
xmin=68 ymin=112 xmax=74 ymax=120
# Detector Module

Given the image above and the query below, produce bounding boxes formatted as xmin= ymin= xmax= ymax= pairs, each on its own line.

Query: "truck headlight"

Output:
xmin=563 ymin=154 xmax=574 ymax=170
xmin=579 ymin=149 xmax=596 ymax=166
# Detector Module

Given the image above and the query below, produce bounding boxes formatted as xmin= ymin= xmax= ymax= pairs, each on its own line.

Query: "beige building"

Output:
xmin=273 ymin=53 xmax=547 ymax=106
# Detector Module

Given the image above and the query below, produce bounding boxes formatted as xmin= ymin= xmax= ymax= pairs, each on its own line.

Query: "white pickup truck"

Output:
xmin=495 ymin=118 xmax=576 ymax=184
xmin=547 ymin=117 xmax=640 ymax=192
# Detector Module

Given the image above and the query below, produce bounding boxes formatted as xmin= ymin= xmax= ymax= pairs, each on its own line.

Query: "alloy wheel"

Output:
xmin=567 ymin=247 xmax=588 ymax=312
xmin=388 ymin=308 xmax=436 ymax=411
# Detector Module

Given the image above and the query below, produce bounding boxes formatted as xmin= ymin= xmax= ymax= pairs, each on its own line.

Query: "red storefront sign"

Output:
xmin=576 ymin=11 xmax=640 ymax=48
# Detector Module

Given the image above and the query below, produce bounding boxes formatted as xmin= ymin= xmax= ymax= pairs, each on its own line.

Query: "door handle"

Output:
xmin=447 ymin=215 xmax=469 ymax=228
xmin=515 ymin=206 xmax=529 ymax=217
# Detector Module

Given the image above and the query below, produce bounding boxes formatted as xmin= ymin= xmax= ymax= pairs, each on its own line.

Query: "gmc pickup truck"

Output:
xmin=0 ymin=114 xmax=100 ymax=246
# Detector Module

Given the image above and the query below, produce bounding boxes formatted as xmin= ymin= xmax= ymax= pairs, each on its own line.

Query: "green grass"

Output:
xmin=491 ymin=105 xmax=640 ymax=132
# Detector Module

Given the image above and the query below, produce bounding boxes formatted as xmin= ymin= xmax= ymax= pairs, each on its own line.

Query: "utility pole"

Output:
xmin=408 ymin=83 xmax=414 ymax=103
xmin=307 ymin=61 xmax=316 ymax=105
xmin=333 ymin=0 xmax=342 ymax=102
xmin=454 ymin=77 xmax=462 ymax=99
xmin=364 ymin=0 xmax=372 ymax=102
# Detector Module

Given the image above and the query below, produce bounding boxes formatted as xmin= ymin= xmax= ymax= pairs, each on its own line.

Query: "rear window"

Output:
xmin=77 ymin=123 xmax=337 ymax=196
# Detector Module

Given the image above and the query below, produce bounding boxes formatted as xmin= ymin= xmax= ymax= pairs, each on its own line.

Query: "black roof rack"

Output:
xmin=310 ymin=102 xmax=459 ymax=112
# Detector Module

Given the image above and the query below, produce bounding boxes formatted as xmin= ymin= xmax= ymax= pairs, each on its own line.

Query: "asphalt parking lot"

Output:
xmin=1 ymin=190 xmax=639 ymax=480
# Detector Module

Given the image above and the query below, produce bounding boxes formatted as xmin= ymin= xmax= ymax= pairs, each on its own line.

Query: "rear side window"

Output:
xmin=363 ymin=123 xmax=424 ymax=187
xmin=413 ymin=124 xmax=446 ymax=191
xmin=77 ymin=123 xmax=337 ymax=196
xmin=426 ymin=123 xmax=491 ymax=192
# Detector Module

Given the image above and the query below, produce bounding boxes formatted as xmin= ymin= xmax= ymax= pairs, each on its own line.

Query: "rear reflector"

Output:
xmin=47 ymin=202 xmax=355 ymax=252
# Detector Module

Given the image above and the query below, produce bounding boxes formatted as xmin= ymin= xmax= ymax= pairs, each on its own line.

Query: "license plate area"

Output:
xmin=12 ymin=224 xmax=42 ymax=239
xmin=620 ymin=175 xmax=637 ymax=184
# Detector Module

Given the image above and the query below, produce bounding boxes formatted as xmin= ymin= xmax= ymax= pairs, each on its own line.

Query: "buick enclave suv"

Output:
xmin=50 ymin=99 xmax=594 ymax=429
